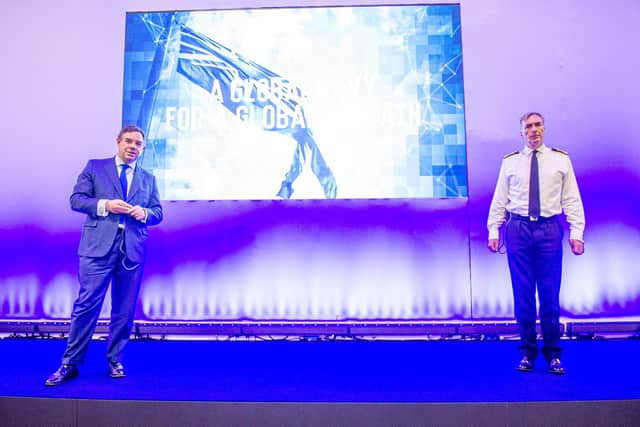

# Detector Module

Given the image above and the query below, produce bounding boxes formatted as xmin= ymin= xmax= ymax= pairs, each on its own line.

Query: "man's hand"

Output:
xmin=128 ymin=205 xmax=146 ymax=221
xmin=488 ymin=239 xmax=499 ymax=252
xmin=569 ymin=239 xmax=584 ymax=255
xmin=106 ymin=199 xmax=133 ymax=214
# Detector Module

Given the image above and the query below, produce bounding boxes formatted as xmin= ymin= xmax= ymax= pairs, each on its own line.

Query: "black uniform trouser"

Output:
xmin=506 ymin=214 xmax=563 ymax=362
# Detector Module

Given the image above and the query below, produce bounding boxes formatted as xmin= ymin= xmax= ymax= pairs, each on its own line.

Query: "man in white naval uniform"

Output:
xmin=487 ymin=112 xmax=585 ymax=374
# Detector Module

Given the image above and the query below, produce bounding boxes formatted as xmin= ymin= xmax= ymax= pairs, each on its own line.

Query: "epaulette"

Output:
xmin=503 ymin=151 xmax=518 ymax=159
xmin=552 ymin=148 xmax=569 ymax=155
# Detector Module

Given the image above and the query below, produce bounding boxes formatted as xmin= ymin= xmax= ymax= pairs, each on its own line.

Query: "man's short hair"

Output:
xmin=117 ymin=125 xmax=145 ymax=140
xmin=520 ymin=112 xmax=544 ymax=126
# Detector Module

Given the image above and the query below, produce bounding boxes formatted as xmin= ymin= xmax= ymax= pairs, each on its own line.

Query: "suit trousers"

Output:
xmin=506 ymin=215 xmax=563 ymax=362
xmin=62 ymin=229 xmax=144 ymax=365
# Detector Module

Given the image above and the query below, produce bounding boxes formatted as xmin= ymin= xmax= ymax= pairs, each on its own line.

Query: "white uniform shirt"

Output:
xmin=487 ymin=144 xmax=585 ymax=241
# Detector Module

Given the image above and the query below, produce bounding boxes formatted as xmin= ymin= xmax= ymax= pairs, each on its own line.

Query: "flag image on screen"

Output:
xmin=176 ymin=25 xmax=336 ymax=199
xmin=122 ymin=5 xmax=467 ymax=200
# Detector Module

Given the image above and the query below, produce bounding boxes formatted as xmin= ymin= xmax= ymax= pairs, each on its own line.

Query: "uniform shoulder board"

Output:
xmin=503 ymin=151 xmax=519 ymax=159
xmin=552 ymin=148 xmax=569 ymax=155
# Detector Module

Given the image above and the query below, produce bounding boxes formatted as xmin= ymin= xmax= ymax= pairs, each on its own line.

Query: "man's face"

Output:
xmin=117 ymin=131 xmax=145 ymax=163
xmin=520 ymin=114 xmax=545 ymax=150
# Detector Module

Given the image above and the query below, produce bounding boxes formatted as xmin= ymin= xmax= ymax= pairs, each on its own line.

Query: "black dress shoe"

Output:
xmin=45 ymin=364 xmax=79 ymax=386
xmin=548 ymin=358 xmax=566 ymax=375
xmin=108 ymin=360 xmax=126 ymax=378
xmin=516 ymin=356 xmax=534 ymax=372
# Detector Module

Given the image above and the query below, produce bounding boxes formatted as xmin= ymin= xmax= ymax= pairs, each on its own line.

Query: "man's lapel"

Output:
xmin=128 ymin=167 xmax=143 ymax=201
xmin=104 ymin=157 xmax=124 ymax=199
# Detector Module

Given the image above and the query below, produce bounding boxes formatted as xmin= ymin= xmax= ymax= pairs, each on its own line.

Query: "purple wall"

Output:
xmin=1 ymin=0 xmax=639 ymax=321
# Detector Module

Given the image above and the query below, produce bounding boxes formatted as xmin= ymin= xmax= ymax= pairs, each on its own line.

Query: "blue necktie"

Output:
xmin=119 ymin=164 xmax=130 ymax=226
xmin=120 ymin=164 xmax=129 ymax=200
xmin=528 ymin=150 xmax=540 ymax=219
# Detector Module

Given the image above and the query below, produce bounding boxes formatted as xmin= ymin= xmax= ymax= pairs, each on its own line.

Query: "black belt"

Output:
xmin=509 ymin=213 xmax=558 ymax=223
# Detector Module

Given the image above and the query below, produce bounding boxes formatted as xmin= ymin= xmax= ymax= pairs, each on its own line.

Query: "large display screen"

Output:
xmin=122 ymin=5 xmax=467 ymax=200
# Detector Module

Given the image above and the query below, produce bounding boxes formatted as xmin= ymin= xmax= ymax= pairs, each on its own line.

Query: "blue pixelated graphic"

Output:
xmin=122 ymin=5 xmax=467 ymax=200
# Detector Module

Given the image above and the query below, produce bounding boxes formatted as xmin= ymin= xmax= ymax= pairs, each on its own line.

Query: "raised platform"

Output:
xmin=1 ymin=338 xmax=639 ymax=426
xmin=2 ymin=319 xmax=639 ymax=338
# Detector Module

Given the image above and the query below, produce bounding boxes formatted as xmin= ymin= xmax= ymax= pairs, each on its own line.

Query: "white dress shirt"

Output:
xmin=487 ymin=144 xmax=585 ymax=241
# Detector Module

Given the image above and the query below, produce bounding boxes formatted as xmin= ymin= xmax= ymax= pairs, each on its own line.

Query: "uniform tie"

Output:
xmin=528 ymin=150 xmax=540 ymax=219
xmin=119 ymin=164 xmax=129 ymax=200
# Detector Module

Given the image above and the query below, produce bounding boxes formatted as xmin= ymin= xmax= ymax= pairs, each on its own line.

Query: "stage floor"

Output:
xmin=1 ymin=337 xmax=639 ymax=426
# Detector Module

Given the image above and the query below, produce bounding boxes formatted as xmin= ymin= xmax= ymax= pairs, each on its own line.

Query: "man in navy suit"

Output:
xmin=46 ymin=125 xmax=163 ymax=386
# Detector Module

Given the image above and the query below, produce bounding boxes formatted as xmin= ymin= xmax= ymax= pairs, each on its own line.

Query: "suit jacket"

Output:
xmin=70 ymin=157 xmax=163 ymax=263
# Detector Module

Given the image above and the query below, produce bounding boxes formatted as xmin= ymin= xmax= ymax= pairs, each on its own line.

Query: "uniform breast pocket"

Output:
xmin=540 ymin=169 xmax=564 ymax=195
xmin=507 ymin=173 xmax=521 ymax=187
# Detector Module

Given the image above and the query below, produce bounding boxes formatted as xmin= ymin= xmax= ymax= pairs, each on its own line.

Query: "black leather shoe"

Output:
xmin=108 ymin=360 xmax=126 ymax=378
xmin=516 ymin=356 xmax=534 ymax=372
xmin=548 ymin=358 xmax=566 ymax=375
xmin=45 ymin=364 xmax=79 ymax=386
